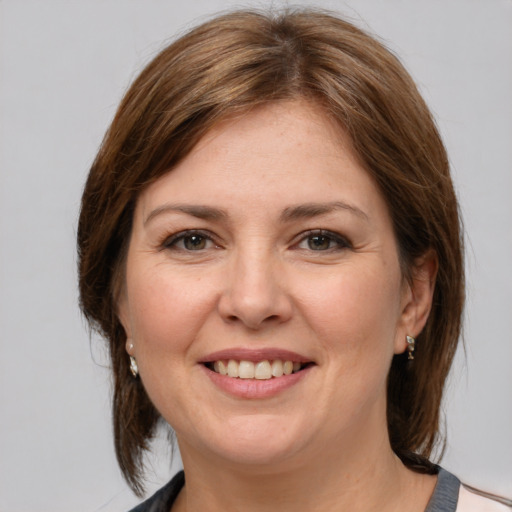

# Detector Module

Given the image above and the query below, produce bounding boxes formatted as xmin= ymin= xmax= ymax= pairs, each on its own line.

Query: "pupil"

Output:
xmin=185 ymin=235 xmax=206 ymax=250
xmin=308 ymin=235 xmax=330 ymax=250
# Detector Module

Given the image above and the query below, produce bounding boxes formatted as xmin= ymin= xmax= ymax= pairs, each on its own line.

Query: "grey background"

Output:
xmin=1 ymin=1 xmax=511 ymax=510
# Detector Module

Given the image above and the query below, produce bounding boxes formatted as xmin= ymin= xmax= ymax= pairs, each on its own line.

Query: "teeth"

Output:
xmin=271 ymin=360 xmax=283 ymax=377
xmin=227 ymin=359 xmax=239 ymax=378
xmin=214 ymin=360 xmax=227 ymax=376
xmin=210 ymin=359 xmax=305 ymax=380
xmin=239 ymin=361 xmax=255 ymax=379
xmin=255 ymin=361 xmax=272 ymax=380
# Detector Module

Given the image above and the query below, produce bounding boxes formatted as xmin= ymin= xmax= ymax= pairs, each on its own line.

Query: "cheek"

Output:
xmin=124 ymin=268 xmax=217 ymax=413
xmin=126 ymin=267 xmax=216 ymax=355
xmin=296 ymin=263 xmax=403 ymax=357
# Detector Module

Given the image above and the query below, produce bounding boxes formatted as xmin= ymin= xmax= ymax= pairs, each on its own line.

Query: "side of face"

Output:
xmin=117 ymin=100 xmax=436 ymax=471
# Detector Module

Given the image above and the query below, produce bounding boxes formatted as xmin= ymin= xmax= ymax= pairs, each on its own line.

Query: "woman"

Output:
xmin=77 ymin=9 xmax=509 ymax=512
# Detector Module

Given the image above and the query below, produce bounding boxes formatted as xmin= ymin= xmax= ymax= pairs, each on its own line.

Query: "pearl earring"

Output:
xmin=127 ymin=339 xmax=138 ymax=377
xmin=129 ymin=356 xmax=139 ymax=377
xmin=406 ymin=335 xmax=415 ymax=360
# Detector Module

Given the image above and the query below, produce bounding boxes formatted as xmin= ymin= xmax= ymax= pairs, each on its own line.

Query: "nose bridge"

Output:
xmin=218 ymin=240 xmax=292 ymax=329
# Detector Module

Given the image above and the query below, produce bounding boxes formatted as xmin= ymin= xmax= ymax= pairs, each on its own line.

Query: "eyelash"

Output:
xmin=162 ymin=230 xmax=217 ymax=251
xmin=295 ymin=230 xmax=352 ymax=252
xmin=162 ymin=229 xmax=351 ymax=253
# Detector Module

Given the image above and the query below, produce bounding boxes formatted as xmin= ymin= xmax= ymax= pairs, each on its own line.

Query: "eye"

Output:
xmin=296 ymin=230 xmax=351 ymax=251
xmin=163 ymin=230 xmax=216 ymax=251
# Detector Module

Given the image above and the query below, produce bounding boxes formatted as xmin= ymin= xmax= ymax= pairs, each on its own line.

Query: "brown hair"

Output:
xmin=78 ymin=9 xmax=464 ymax=495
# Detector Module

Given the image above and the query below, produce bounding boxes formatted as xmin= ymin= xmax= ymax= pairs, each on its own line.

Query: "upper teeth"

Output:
xmin=212 ymin=360 xmax=302 ymax=380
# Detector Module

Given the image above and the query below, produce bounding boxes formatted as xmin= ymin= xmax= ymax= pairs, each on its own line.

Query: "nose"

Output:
xmin=217 ymin=248 xmax=293 ymax=330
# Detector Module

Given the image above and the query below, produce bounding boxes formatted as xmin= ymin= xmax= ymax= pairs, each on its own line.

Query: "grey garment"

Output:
xmin=128 ymin=466 xmax=461 ymax=512
xmin=128 ymin=471 xmax=184 ymax=512
xmin=425 ymin=467 xmax=461 ymax=512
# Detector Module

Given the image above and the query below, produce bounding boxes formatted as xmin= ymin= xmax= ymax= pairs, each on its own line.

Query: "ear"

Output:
xmin=394 ymin=249 xmax=438 ymax=354
xmin=116 ymin=287 xmax=133 ymax=348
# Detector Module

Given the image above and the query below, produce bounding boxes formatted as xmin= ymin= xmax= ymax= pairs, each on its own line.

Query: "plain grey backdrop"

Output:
xmin=1 ymin=1 xmax=511 ymax=511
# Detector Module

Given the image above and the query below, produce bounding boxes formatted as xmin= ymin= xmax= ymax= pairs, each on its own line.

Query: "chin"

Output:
xmin=186 ymin=413 xmax=312 ymax=468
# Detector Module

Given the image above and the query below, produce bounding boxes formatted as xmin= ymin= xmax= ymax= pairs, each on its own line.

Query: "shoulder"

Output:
xmin=127 ymin=471 xmax=185 ymax=512
xmin=456 ymin=485 xmax=512 ymax=512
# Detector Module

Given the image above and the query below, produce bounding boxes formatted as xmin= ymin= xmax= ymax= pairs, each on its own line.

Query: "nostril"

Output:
xmin=224 ymin=313 xmax=281 ymax=326
xmin=217 ymin=284 xmax=293 ymax=329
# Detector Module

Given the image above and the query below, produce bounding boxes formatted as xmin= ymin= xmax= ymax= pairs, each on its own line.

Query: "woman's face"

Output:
xmin=118 ymin=100 xmax=427 ymax=470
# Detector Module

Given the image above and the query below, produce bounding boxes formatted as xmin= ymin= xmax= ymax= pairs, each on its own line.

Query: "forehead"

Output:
xmin=136 ymin=100 xmax=384 ymax=217
xmin=192 ymin=100 xmax=355 ymax=170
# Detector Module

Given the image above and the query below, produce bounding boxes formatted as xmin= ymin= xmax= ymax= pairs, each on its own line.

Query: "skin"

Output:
xmin=118 ymin=100 xmax=437 ymax=511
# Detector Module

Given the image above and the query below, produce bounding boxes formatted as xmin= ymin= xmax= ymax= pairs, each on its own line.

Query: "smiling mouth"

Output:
xmin=204 ymin=359 xmax=313 ymax=380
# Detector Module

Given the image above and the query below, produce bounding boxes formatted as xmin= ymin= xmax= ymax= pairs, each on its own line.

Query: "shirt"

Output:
xmin=128 ymin=467 xmax=511 ymax=512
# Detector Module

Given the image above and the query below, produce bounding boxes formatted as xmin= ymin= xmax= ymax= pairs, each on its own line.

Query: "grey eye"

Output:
xmin=164 ymin=231 xmax=215 ymax=251
xmin=296 ymin=230 xmax=351 ymax=252
xmin=307 ymin=235 xmax=333 ymax=251
xmin=183 ymin=235 xmax=208 ymax=250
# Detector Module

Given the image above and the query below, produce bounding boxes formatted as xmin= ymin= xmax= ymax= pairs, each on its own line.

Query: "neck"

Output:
xmin=174 ymin=428 xmax=434 ymax=512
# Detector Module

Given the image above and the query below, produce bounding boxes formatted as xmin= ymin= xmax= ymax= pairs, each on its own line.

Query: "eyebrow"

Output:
xmin=280 ymin=201 xmax=369 ymax=222
xmin=144 ymin=204 xmax=228 ymax=225
xmin=144 ymin=200 xmax=369 ymax=226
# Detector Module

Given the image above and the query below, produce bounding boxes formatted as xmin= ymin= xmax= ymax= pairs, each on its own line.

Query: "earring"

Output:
xmin=406 ymin=335 xmax=415 ymax=360
xmin=129 ymin=356 xmax=139 ymax=377
xmin=126 ymin=339 xmax=138 ymax=377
